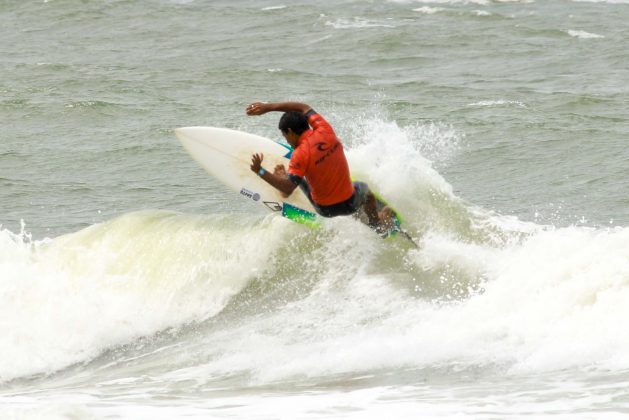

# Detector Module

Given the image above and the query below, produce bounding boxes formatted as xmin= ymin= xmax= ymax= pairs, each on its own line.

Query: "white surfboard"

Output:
xmin=174 ymin=126 xmax=319 ymax=226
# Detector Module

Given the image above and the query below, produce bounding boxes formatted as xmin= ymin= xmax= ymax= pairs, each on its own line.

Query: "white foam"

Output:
xmin=325 ymin=18 xmax=396 ymax=29
xmin=337 ymin=113 xmax=467 ymax=234
xmin=2 ymin=403 xmax=98 ymax=420
xmin=412 ymin=6 xmax=493 ymax=15
xmin=165 ymin=223 xmax=629 ymax=385
xmin=566 ymin=29 xmax=605 ymax=39
xmin=4 ymin=111 xmax=628 ymax=388
xmin=392 ymin=0 xmax=490 ymax=5
xmin=0 ymin=211 xmax=285 ymax=382
xmin=412 ymin=6 xmax=445 ymax=14
xmin=573 ymin=0 xmax=629 ymax=3
xmin=139 ymin=111 xmax=629 ymax=383
xmin=469 ymin=99 xmax=528 ymax=107
xmin=261 ymin=5 xmax=286 ymax=11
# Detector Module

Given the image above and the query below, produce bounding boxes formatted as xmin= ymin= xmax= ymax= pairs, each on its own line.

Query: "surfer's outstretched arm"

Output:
xmin=246 ymin=102 xmax=311 ymax=116
xmin=250 ymin=153 xmax=298 ymax=197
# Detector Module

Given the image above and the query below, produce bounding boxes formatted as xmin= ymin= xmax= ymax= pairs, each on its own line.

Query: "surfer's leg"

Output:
xmin=378 ymin=206 xmax=396 ymax=231
xmin=363 ymin=191 xmax=382 ymax=228
xmin=353 ymin=182 xmax=395 ymax=233
xmin=365 ymin=194 xmax=396 ymax=233
xmin=351 ymin=182 xmax=386 ymax=230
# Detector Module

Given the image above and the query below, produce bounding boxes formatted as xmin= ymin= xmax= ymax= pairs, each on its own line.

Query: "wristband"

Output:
xmin=258 ymin=168 xmax=266 ymax=177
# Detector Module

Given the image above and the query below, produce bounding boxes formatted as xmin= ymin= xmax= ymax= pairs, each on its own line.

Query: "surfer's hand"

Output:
xmin=273 ymin=164 xmax=286 ymax=177
xmin=246 ymin=102 xmax=269 ymax=116
xmin=250 ymin=153 xmax=263 ymax=173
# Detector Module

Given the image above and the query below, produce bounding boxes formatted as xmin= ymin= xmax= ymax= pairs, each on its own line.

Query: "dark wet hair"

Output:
xmin=278 ymin=111 xmax=310 ymax=135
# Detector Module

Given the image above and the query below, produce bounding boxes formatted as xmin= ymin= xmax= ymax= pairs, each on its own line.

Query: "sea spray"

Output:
xmin=0 ymin=211 xmax=284 ymax=382
xmin=160 ymin=224 xmax=629 ymax=386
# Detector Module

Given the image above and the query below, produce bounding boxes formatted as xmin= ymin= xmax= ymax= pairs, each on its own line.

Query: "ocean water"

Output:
xmin=2 ymin=0 xmax=629 ymax=418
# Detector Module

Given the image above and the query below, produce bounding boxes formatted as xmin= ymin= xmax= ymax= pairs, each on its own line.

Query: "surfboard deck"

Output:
xmin=175 ymin=126 xmax=416 ymax=245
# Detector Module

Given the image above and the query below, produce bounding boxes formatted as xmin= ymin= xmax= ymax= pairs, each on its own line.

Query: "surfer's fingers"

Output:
xmin=250 ymin=153 xmax=264 ymax=169
xmin=246 ymin=102 xmax=266 ymax=115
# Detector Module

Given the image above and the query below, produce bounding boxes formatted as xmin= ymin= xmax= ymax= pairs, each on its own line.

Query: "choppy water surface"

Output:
xmin=2 ymin=0 xmax=629 ymax=418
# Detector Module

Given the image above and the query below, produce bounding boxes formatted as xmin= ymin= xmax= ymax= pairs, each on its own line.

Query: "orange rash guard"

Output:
xmin=287 ymin=111 xmax=354 ymax=206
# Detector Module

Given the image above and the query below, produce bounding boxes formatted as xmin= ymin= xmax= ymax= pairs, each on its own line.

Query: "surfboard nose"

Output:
xmin=174 ymin=127 xmax=190 ymax=138
xmin=174 ymin=127 xmax=201 ymax=144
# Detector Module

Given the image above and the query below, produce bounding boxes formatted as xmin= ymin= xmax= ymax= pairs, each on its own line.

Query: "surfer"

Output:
xmin=246 ymin=101 xmax=394 ymax=233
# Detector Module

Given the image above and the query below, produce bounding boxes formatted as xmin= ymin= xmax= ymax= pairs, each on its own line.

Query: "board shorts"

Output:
xmin=300 ymin=181 xmax=369 ymax=218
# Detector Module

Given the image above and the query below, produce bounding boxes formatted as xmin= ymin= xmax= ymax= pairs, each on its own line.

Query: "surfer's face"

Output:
xmin=281 ymin=129 xmax=300 ymax=148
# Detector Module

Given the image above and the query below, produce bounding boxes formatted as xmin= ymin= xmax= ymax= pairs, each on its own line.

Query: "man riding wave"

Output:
xmin=246 ymin=101 xmax=394 ymax=232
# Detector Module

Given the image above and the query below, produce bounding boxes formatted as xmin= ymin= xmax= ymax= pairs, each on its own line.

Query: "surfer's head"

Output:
xmin=279 ymin=111 xmax=309 ymax=147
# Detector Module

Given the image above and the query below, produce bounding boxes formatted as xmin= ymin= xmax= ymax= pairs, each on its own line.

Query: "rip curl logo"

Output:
xmin=240 ymin=187 xmax=260 ymax=201
xmin=315 ymin=142 xmax=340 ymax=165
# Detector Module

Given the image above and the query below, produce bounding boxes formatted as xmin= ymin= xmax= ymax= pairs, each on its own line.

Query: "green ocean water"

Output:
xmin=2 ymin=1 xmax=629 ymax=419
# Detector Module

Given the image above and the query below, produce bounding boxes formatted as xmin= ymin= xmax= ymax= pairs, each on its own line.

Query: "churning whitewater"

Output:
xmin=2 ymin=0 xmax=629 ymax=418
xmin=2 ymin=117 xmax=629 ymax=389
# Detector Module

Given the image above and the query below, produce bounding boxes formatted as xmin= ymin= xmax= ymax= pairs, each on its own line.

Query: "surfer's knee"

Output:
xmin=365 ymin=190 xmax=376 ymax=205
xmin=379 ymin=206 xmax=395 ymax=230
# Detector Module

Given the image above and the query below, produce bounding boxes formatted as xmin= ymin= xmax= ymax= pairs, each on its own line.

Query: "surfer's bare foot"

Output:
xmin=378 ymin=206 xmax=396 ymax=231
xmin=370 ymin=206 xmax=395 ymax=235
xmin=364 ymin=193 xmax=396 ymax=235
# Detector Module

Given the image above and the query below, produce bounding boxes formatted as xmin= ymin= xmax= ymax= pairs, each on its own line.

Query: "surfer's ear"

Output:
xmin=284 ymin=129 xmax=300 ymax=146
